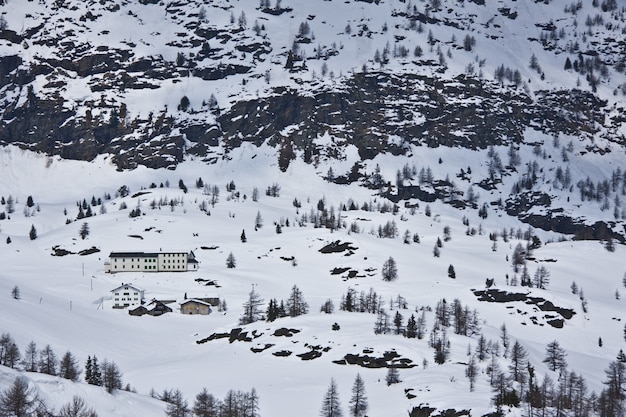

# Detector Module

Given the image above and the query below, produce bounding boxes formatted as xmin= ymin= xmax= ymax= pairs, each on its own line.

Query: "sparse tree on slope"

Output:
xmin=58 ymin=395 xmax=98 ymax=417
xmin=533 ymin=265 xmax=550 ymax=289
xmin=511 ymin=243 xmax=525 ymax=273
xmin=85 ymin=355 xmax=102 ymax=386
xmin=79 ymin=222 xmax=90 ymax=240
xmin=0 ymin=333 xmax=20 ymax=369
xmin=22 ymin=341 xmax=37 ymax=372
xmin=601 ymin=360 xmax=625 ymax=417
xmin=29 ymin=224 xmax=37 ymax=240
xmin=543 ymin=340 xmax=567 ymax=372
xmin=286 ymin=285 xmax=309 ymax=317
xmin=416 ymin=310 xmax=427 ymax=340
xmin=165 ymin=389 xmax=190 ymax=417
xmin=509 ymin=340 xmax=528 ymax=383
xmin=0 ymin=377 xmax=39 ymax=417
xmin=349 ymin=374 xmax=368 ymax=417
xmin=226 ymin=252 xmax=236 ymax=269
xmin=193 ymin=388 xmax=221 ymax=417
xmin=239 ymin=287 xmax=264 ymax=325
xmin=448 ymin=264 xmax=456 ymax=279
xmin=254 ymin=211 xmax=263 ymax=229
xmin=10 ymin=286 xmax=20 ymax=300
xmin=386 ymin=367 xmax=401 ymax=385
xmin=406 ymin=314 xmax=417 ymax=338
xmin=59 ymin=351 xmax=81 ymax=382
xmin=381 ymin=256 xmax=398 ymax=281
xmin=101 ymin=359 xmax=123 ymax=393
xmin=393 ymin=311 xmax=404 ymax=335
xmin=38 ymin=344 xmax=57 ymax=375
xmin=466 ymin=355 xmax=479 ymax=392
xmin=320 ymin=378 xmax=342 ymax=417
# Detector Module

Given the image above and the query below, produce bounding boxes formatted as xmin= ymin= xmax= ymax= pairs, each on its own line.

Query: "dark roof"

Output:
xmin=128 ymin=306 xmax=148 ymax=316
xmin=111 ymin=283 xmax=143 ymax=292
xmin=109 ymin=251 xmax=191 ymax=258
xmin=195 ymin=297 xmax=220 ymax=306
xmin=109 ymin=252 xmax=159 ymax=258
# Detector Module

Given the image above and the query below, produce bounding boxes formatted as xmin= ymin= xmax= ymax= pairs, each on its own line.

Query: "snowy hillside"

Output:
xmin=0 ymin=0 xmax=625 ymax=415
xmin=0 ymin=146 xmax=624 ymax=416
xmin=0 ymin=0 xmax=625 ymax=168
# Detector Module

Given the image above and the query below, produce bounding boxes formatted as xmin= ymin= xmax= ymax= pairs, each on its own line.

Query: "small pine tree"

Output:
xmin=87 ymin=356 xmax=102 ymax=386
xmin=10 ymin=286 xmax=20 ymax=300
xmin=165 ymin=389 xmax=190 ymax=417
xmin=38 ymin=345 xmax=57 ymax=376
xmin=349 ymin=374 xmax=368 ymax=417
xmin=59 ymin=352 xmax=81 ymax=382
xmin=0 ymin=377 xmax=39 ymax=416
xmin=226 ymin=252 xmax=236 ymax=269
xmin=320 ymin=378 xmax=343 ymax=417
xmin=255 ymin=211 xmax=263 ymax=229
xmin=448 ymin=264 xmax=456 ymax=279
xmin=29 ymin=224 xmax=37 ymax=240
xmin=466 ymin=355 xmax=478 ymax=391
xmin=193 ymin=388 xmax=220 ymax=417
xmin=381 ymin=257 xmax=398 ymax=281
xmin=178 ymin=179 xmax=188 ymax=193
xmin=320 ymin=299 xmax=335 ymax=314
xmin=79 ymin=222 xmax=90 ymax=240
xmin=58 ymin=396 xmax=97 ymax=417
xmin=240 ymin=229 xmax=247 ymax=243
xmin=239 ymin=287 xmax=264 ymax=325
xmin=406 ymin=314 xmax=417 ymax=339
xmin=22 ymin=341 xmax=37 ymax=372
xmin=385 ymin=367 xmax=401 ymax=385
xmin=542 ymin=340 xmax=567 ymax=372
xmin=101 ymin=359 xmax=123 ymax=393
xmin=85 ymin=356 xmax=92 ymax=384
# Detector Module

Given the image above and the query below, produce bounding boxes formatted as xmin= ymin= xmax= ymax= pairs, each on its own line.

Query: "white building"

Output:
xmin=111 ymin=283 xmax=144 ymax=309
xmin=104 ymin=251 xmax=199 ymax=273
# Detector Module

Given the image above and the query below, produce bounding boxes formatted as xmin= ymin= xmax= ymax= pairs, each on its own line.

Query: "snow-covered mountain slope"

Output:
xmin=0 ymin=0 xmax=625 ymax=166
xmin=0 ymin=0 xmax=625 ymax=245
xmin=0 ymin=147 xmax=624 ymax=416
xmin=0 ymin=0 xmax=625 ymax=415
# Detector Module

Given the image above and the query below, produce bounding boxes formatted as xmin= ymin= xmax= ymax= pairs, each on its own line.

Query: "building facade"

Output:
xmin=180 ymin=299 xmax=214 ymax=315
xmin=105 ymin=251 xmax=199 ymax=273
xmin=111 ymin=283 xmax=144 ymax=308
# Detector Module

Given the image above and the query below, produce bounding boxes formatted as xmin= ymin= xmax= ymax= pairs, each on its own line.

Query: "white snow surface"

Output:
xmin=0 ymin=146 xmax=623 ymax=416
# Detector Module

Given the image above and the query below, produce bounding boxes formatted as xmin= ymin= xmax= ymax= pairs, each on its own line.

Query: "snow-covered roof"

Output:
xmin=180 ymin=299 xmax=214 ymax=307
xmin=110 ymin=283 xmax=144 ymax=293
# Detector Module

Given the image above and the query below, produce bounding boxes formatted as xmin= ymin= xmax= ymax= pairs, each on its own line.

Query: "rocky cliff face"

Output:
xmin=0 ymin=68 xmax=612 ymax=171
xmin=0 ymin=0 xmax=625 ymax=240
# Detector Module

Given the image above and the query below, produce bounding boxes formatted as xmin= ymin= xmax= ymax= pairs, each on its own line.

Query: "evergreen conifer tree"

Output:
xmin=29 ymin=224 xmax=37 ymax=240
xmin=349 ymin=374 xmax=368 ymax=417
xmin=320 ymin=378 xmax=342 ymax=417
xmin=385 ymin=367 xmax=401 ymax=385
xmin=59 ymin=351 xmax=81 ymax=382
xmin=406 ymin=314 xmax=417 ymax=338
xmin=193 ymin=388 xmax=221 ymax=417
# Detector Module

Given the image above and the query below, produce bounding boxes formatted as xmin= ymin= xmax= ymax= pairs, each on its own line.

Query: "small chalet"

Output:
xmin=111 ymin=283 xmax=144 ymax=309
xmin=147 ymin=299 xmax=174 ymax=316
xmin=128 ymin=299 xmax=174 ymax=317
xmin=104 ymin=251 xmax=199 ymax=273
xmin=180 ymin=297 xmax=219 ymax=315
